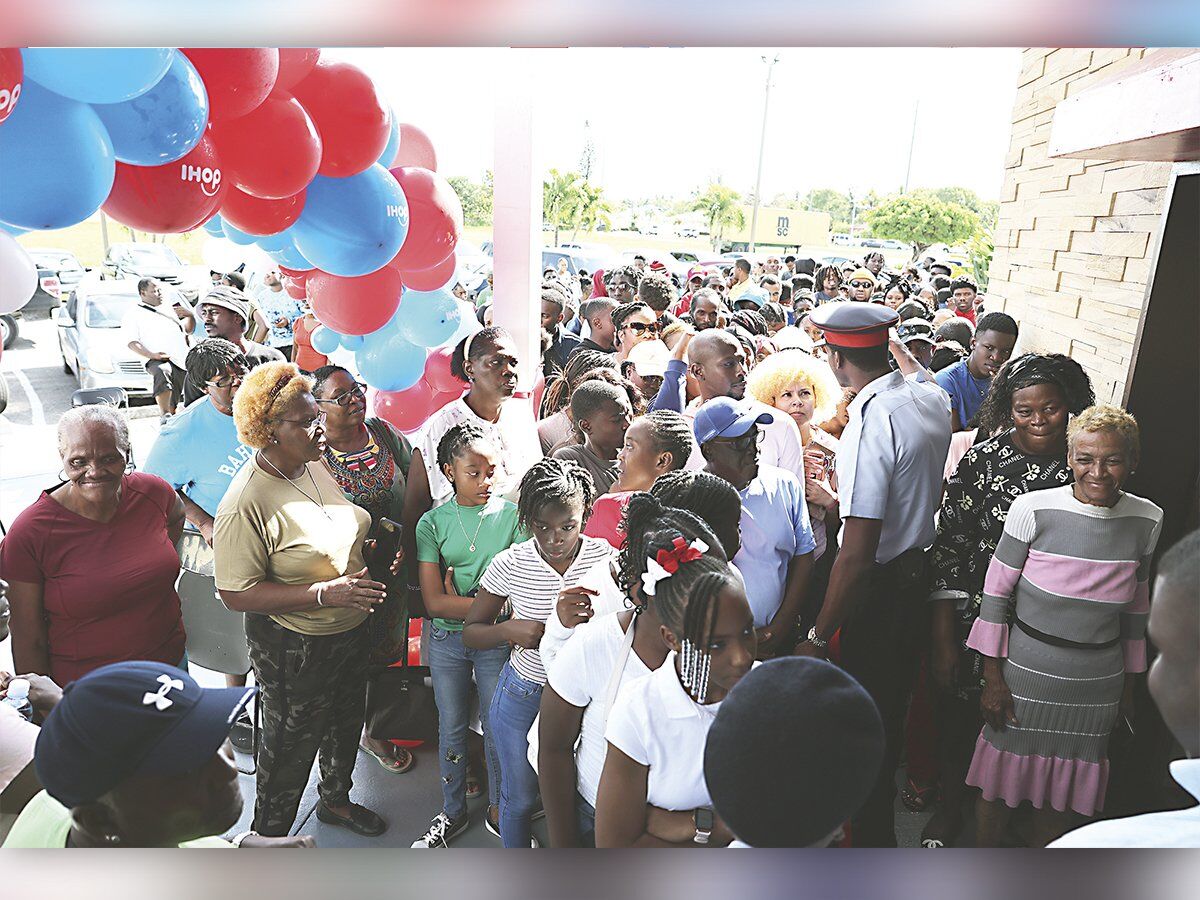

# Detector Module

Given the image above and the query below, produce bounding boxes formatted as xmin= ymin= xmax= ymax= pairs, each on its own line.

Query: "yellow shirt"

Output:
xmin=3 ymin=791 xmax=232 ymax=848
xmin=215 ymin=457 xmax=371 ymax=635
xmin=729 ymin=279 xmax=751 ymax=301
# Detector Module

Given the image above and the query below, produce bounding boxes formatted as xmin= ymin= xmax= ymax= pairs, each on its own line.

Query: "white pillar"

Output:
xmin=491 ymin=50 xmax=542 ymax=392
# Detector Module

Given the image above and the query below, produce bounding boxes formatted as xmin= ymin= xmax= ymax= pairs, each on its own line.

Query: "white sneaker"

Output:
xmin=410 ymin=812 xmax=469 ymax=848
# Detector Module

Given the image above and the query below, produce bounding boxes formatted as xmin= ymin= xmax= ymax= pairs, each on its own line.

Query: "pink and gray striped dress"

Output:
xmin=964 ymin=484 xmax=1163 ymax=816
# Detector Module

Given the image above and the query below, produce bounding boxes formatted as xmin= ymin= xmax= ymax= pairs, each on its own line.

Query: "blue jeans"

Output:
xmin=488 ymin=660 xmax=543 ymax=847
xmin=427 ymin=626 xmax=507 ymax=820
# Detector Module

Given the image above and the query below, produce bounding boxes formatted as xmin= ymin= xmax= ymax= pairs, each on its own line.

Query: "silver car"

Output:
xmin=56 ymin=282 xmax=169 ymax=396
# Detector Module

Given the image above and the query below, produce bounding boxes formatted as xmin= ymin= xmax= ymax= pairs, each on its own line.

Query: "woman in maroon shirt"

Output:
xmin=1 ymin=406 xmax=186 ymax=684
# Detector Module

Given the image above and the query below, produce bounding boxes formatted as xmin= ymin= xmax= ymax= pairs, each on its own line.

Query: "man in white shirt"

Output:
xmin=121 ymin=278 xmax=192 ymax=420
xmin=1051 ymin=529 xmax=1200 ymax=848
xmin=684 ymin=329 xmax=805 ymax=474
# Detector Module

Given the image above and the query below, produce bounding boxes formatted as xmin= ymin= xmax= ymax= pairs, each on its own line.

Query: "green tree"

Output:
xmin=801 ymin=188 xmax=851 ymax=232
xmin=968 ymin=230 xmax=994 ymax=291
xmin=569 ymin=182 xmax=613 ymax=242
xmin=543 ymin=169 xmax=582 ymax=246
xmin=913 ymin=186 xmax=999 ymax=227
xmin=446 ymin=172 xmax=493 ymax=228
xmin=691 ymin=184 xmax=745 ymax=250
xmin=865 ymin=194 xmax=979 ymax=254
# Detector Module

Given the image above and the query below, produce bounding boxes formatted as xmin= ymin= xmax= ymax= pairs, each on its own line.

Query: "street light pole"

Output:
xmin=903 ymin=99 xmax=920 ymax=194
xmin=749 ymin=53 xmax=779 ymax=254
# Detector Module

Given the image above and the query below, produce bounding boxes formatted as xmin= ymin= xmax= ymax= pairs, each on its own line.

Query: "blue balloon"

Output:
xmin=357 ymin=331 xmax=425 ymax=392
xmin=202 ymin=214 xmax=226 ymax=237
xmin=266 ymin=237 xmax=313 ymax=271
xmin=22 ymin=48 xmax=174 ymax=105
xmin=0 ymin=82 xmax=116 ymax=230
xmin=254 ymin=228 xmax=293 ymax=254
xmin=395 ymin=288 xmax=463 ymax=348
xmin=340 ymin=333 xmax=365 ymax=352
xmin=291 ymin=166 xmax=409 ymax=278
xmin=222 ymin=218 xmax=258 ymax=246
xmin=0 ymin=221 xmax=29 ymax=237
xmin=92 ymin=52 xmax=208 ymax=166
xmin=310 ymin=326 xmax=343 ymax=355
xmin=377 ymin=109 xmax=400 ymax=168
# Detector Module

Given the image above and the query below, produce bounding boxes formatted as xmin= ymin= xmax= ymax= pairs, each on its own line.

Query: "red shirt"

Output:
xmin=292 ymin=314 xmax=329 ymax=374
xmin=583 ymin=491 xmax=634 ymax=550
xmin=0 ymin=472 xmax=185 ymax=684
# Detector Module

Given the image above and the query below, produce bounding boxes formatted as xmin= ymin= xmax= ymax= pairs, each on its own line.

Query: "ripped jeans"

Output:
xmin=427 ymin=625 xmax=507 ymax=821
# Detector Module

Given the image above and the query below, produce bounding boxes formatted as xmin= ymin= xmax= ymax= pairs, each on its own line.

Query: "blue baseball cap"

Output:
xmin=35 ymin=661 xmax=255 ymax=808
xmin=735 ymin=287 xmax=769 ymax=308
xmin=693 ymin=396 xmax=773 ymax=445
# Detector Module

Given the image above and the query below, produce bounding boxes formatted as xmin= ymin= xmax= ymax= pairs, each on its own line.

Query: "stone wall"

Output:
xmin=987 ymin=48 xmax=1173 ymax=403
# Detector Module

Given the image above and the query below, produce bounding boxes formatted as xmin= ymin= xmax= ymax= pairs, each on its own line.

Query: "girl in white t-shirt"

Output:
xmin=539 ymin=496 xmax=731 ymax=847
xmin=594 ymin=547 xmax=758 ymax=848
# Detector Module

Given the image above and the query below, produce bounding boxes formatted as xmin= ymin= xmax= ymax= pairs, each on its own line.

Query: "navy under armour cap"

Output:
xmin=35 ymin=661 xmax=255 ymax=808
xmin=692 ymin=396 xmax=773 ymax=445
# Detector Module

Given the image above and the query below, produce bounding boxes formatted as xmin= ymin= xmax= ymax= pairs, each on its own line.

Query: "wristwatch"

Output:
xmin=693 ymin=807 xmax=714 ymax=845
xmin=807 ymin=626 xmax=829 ymax=650
xmin=230 ymin=830 xmax=258 ymax=848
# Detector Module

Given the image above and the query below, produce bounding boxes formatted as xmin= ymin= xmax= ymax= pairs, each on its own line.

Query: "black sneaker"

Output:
xmin=411 ymin=812 xmax=470 ymax=848
xmin=229 ymin=711 xmax=254 ymax=754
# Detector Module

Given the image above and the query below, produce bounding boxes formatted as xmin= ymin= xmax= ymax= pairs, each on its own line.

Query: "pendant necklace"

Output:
xmin=455 ymin=501 xmax=486 ymax=552
xmin=260 ymin=453 xmax=333 ymax=520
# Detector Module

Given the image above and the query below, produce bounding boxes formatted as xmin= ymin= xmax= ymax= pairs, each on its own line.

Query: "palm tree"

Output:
xmin=543 ymin=169 xmax=582 ymax=246
xmin=692 ymin=184 xmax=745 ymax=251
xmin=569 ymin=182 xmax=612 ymax=242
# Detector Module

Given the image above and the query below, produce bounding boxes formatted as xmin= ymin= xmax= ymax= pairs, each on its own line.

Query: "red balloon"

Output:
xmin=388 ymin=166 xmax=463 ymax=272
xmin=396 ymin=251 xmax=456 ymax=292
xmin=393 ymin=123 xmax=437 ymax=171
xmin=307 ymin=267 xmax=402 ymax=336
xmin=210 ymin=91 xmax=321 ymax=200
xmin=182 ymin=48 xmax=279 ymax=120
xmin=282 ymin=276 xmax=306 ymax=300
xmin=102 ymin=133 xmax=227 ymax=233
xmin=0 ymin=48 xmax=22 ymax=125
xmin=424 ymin=345 xmax=467 ymax=394
xmin=220 ymin=186 xmax=305 ymax=236
xmin=373 ymin=379 xmax=438 ymax=433
xmin=291 ymin=60 xmax=389 ymax=177
xmin=278 ymin=265 xmax=309 ymax=282
xmin=276 ymin=48 xmax=321 ymax=90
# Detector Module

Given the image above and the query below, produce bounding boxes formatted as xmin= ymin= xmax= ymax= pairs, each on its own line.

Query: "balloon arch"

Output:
xmin=0 ymin=46 xmax=475 ymax=433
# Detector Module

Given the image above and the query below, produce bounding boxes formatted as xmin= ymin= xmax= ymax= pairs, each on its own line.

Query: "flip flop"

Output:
xmin=360 ymin=742 xmax=415 ymax=774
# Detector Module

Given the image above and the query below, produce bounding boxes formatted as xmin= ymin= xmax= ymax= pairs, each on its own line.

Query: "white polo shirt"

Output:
xmin=684 ymin=396 xmax=806 ymax=476
xmin=120 ymin=302 xmax=191 ymax=369
xmin=836 ymin=369 xmax=951 ymax=564
xmin=605 ymin=654 xmax=759 ymax=812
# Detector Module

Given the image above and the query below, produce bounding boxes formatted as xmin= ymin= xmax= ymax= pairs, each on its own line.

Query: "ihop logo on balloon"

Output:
xmin=180 ymin=163 xmax=223 ymax=197
xmin=386 ymin=203 xmax=409 ymax=225
xmin=0 ymin=82 xmax=19 ymax=116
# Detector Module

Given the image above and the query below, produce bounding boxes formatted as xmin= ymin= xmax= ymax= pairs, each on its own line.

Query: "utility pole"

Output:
xmin=903 ymin=99 xmax=919 ymax=194
xmin=749 ymin=53 xmax=779 ymax=254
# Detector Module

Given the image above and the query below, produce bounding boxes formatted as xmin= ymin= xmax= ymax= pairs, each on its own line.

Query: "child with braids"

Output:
xmin=463 ymin=457 xmax=611 ymax=848
xmin=594 ymin=541 xmax=758 ymax=848
xmin=410 ymin=422 xmax=525 ymax=848
xmin=584 ymin=410 xmax=695 ymax=548
xmin=540 ymin=496 xmax=730 ymax=846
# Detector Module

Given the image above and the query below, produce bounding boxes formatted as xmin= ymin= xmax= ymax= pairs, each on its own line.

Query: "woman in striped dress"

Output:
xmin=966 ymin=405 xmax=1162 ymax=846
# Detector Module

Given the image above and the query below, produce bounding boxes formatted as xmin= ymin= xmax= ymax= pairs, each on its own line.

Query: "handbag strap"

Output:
xmin=599 ymin=612 xmax=637 ymax=729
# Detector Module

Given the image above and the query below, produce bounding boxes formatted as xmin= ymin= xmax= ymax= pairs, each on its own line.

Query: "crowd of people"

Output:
xmin=0 ymin=249 xmax=1196 ymax=850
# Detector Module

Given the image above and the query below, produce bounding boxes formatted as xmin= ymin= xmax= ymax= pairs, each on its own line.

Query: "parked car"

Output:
xmin=55 ymin=281 xmax=176 ymax=397
xmin=542 ymin=247 xmax=614 ymax=277
xmin=456 ymin=239 xmax=491 ymax=277
xmin=28 ymin=247 xmax=87 ymax=294
xmin=101 ymin=242 xmax=199 ymax=302
xmin=0 ymin=342 xmax=7 ymax=415
xmin=678 ymin=227 xmax=699 ymax=239
xmin=0 ymin=311 xmax=17 ymax=350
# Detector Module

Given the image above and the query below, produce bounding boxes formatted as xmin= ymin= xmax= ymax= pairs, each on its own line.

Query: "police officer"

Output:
xmin=795 ymin=302 xmax=951 ymax=847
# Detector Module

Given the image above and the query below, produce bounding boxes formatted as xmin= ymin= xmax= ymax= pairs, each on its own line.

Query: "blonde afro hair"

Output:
xmin=746 ymin=350 xmax=842 ymax=424
xmin=1067 ymin=403 xmax=1140 ymax=464
xmin=232 ymin=361 xmax=314 ymax=449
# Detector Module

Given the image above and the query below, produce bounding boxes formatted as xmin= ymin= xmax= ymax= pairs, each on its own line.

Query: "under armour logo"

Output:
xmin=142 ymin=674 xmax=185 ymax=711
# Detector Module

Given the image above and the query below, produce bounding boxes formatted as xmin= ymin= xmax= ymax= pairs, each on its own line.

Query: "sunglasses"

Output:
xmin=849 ymin=280 xmax=874 ymax=289
xmin=625 ymin=321 xmax=662 ymax=336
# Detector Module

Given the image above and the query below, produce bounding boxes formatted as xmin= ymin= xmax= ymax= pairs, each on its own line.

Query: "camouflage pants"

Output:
xmin=245 ymin=614 xmax=369 ymax=837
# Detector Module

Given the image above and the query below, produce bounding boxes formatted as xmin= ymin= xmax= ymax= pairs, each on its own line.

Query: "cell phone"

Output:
xmin=368 ymin=517 xmax=403 ymax=588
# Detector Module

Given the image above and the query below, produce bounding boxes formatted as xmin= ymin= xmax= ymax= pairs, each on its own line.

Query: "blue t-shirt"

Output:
xmin=143 ymin=397 xmax=253 ymax=517
xmin=934 ymin=359 xmax=991 ymax=429
xmin=732 ymin=464 xmax=816 ymax=628
xmin=255 ymin=289 xmax=305 ymax=349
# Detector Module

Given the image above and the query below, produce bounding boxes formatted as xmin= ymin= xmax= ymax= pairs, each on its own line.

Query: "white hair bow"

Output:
xmin=641 ymin=537 xmax=709 ymax=597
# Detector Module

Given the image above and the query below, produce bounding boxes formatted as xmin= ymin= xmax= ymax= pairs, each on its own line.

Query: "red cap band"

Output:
xmin=820 ymin=329 xmax=890 ymax=349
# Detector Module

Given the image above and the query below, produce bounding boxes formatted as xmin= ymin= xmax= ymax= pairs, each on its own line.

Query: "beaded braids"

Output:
xmin=975 ymin=353 xmax=1095 ymax=438
xmin=617 ymin=492 xmax=734 ymax=701
xmin=516 ymin=456 xmax=598 ymax=533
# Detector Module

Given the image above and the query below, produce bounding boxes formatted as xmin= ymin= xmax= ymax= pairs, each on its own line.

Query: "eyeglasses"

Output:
xmin=205 ymin=366 xmax=249 ymax=390
xmin=315 ymin=382 xmax=367 ymax=408
xmin=625 ymin=321 xmax=661 ymax=336
xmin=850 ymin=281 xmax=874 ymax=289
xmin=280 ymin=412 xmax=327 ymax=434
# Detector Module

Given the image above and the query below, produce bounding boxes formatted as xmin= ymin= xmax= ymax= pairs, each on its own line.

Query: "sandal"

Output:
xmin=316 ymin=801 xmax=388 ymax=837
xmin=900 ymin=777 xmax=937 ymax=813
xmin=360 ymin=741 xmax=415 ymax=774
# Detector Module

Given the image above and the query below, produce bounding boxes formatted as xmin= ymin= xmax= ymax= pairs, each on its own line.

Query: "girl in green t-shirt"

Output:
xmin=411 ymin=422 xmax=524 ymax=848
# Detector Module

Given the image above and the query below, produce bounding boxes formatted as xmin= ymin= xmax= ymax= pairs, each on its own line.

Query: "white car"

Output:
xmin=56 ymin=280 xmax=195 ymax=397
